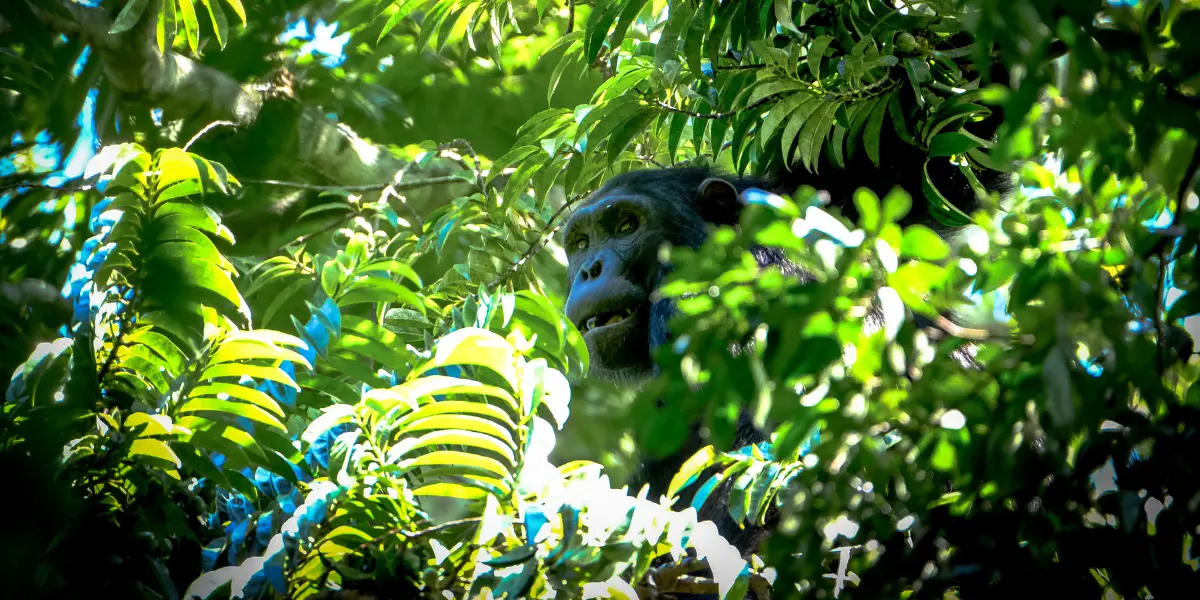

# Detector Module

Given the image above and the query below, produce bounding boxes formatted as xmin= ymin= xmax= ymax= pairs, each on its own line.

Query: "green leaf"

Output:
xmin=378 ymin=0 xmax=426 ymax=42
xmin=156 ymin=0 xmax=177 ymax=52
xmin=483 ymin=544 xmax=538 ymax=567
xmin=209 ymin=339 xmax=312 ymax=370
xmin=746 ymin=79 xmax=808 ymax=107
xmin=201 ymin=0 xmax=229 ymax=48
xmin=808 ymin=35 xmax=833 ymax=80
xmin=412 ymin=482 xmax=491 ymax=500
xmin=584 ymin=0 xmax=623 ymax=62
xmin=399 ymin=415 xmax=516 ymax=447
xmin=360 ymin=258 xmax=422 ymax=287
xmin=606 ymin=108 xmax=658 ymax=165
xmin=667 ymin=445 xmax=718 ymax=498
xmin=900 ymin=225 xmax=951 ymax=261
xmin=684 ymin=7 xmax=708 ymax=80
xmin=396 ymin=450 xmax=511 ymax=479
xmin=394 ymin=430 xmax=516 ymax=465
xmin=797 ymin=101 xmax=839 ymax=172
xmin=760 ymin=94 xmax=815 ymax=150
xmin=156 ymin=203 xmax=223 ymax=237
xmin=774 ymin=0 xmax=802 ymax=37
xmin=301 ymin=404 xmax=358 ymax=444
xmin=130 ymin=439 xmax=182 ymax=469
xmin=109 ymin=0 xmax=151 ymax=35
xmin=930 ymin=436 xmax=957 ymax=471
xmin=148 ymin=246 xmax=243 ymax=314
xmin=928 ymin=131 xmax=985 ymax=157
xmin=298 ymin=202 xmax=353 ymax=221
xmin=655 ymin=3 xmax=696 ymax=69
xmin=337 ymin=331 xmax=414 ymax=376
xmin=854 ymin=189 xmax=881 ymax=232
xmin=780 ymin=99 xmax=825 ymax=162
xmin=126 ymin=412 xmax=173 ymax=437
xmin=260 ymin=278 xmax=313 ymax=328
xmin=413 ymin=0 xmax=454 ymax=52
xmin=1167 ymin=292 xmax=1200 ymax=321
xmin=547 ymin=37 xmax=585 ymax=104
xmin=921 ymin=160 xmax=972 ymax=226
xmin=340 ymin=276 xmax=425 ymax=314
xmin=223 ymin=0 xmax=246 ymax=25
xmin=179 ymin=397 xmax=287 ymax=431
xmin=399 ymin=375 xmax=519 ymax=412
xmin=882 ymin=187 xmax=912 ymax=224
xmin=190 ymin=382 xmax=286 ymax=418
xmin=1044 ymin=346 xmax=1075 ymax=427
xmin=392 ymin=399 xmax=517 ymax=429
xmin=863 ymin=94 xmax=890 ymax=167
xmin=415 ymin=328 xmax=519 ymax=392
xmin=125 ymin=328 xmax=188 ymax=373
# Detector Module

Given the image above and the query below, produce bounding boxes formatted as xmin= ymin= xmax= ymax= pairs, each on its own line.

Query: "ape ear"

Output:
xmin=696 ymin=177 xmax=745 ymax=226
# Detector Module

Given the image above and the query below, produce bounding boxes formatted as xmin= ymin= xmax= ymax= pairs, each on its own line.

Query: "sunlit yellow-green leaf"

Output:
xmin=411 ymin=482 xmax=489 ymax=500
xmin=392 ymin=430 xmax=515 ymax=465
xmin=179 ymin=397 xmax=287 ymax=431
xmin=130 ymin=438 xmax=182 ymax=468
xmin=302 ymin=404 xmax=358 ymax=444
xmin=396 ymin=450 xmax=511 ymax=479
xmin=412 ymin=328 xmax=519 ymax=392
xmin=394 ymin=400 xmax=516 ymax=430
xmin=399 ymin=414 xmax=515 ymax=447
xmin=199 ymin=363 xmax=300 ymax=390
xmin=125 ymin=412 xmax=174 ymax=437
xmin=208 ymin=340 xmax=313 ymax=370
xmin=190 ymin=382 xmax=285 ymax=418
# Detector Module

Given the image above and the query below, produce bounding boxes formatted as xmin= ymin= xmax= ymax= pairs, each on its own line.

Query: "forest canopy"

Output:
xmin=1 ymin=1 xmax=1199 ymax=599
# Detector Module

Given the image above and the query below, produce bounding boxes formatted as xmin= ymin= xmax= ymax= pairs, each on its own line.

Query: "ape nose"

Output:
xmin=581 ymin=256 xmax=604 ymax=281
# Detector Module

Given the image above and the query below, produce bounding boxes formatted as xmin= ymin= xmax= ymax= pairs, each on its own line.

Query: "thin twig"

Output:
xmin=288 ymin=213 xmax=357 ymax=249
xmin=239 ymin=175 xmax=466 ymax=193
xmin=1155 ymin=247 xmax=1167 ymax=378
xmin=1177 ymin=144 xmax=1199 ymax=227
xmin=0 ymin=181 xmax=95 ymax=193
xmin=717 ymin=63 xmax=768 ymax=70
xmin=355 ymin=516 xmax=482 ymax=552
xmin=568 ymin=0 xmax=575 ymax=33
xmin=438 ymin=138 xmax=485 ymax=191
xmin=381 ymin=183 xmax=425 ymax=232
xmin=183 ymin=120 xmax=238 ymax=152
xmin=488 ymin=192 xmax=587 ymax=291
xmin=650 ymin=93 xmax=784 ymax=120
xmin=930 ymin=315 xmax=1013 ymax=343
xmin=96 ymin=319 xmax=128 ymax=384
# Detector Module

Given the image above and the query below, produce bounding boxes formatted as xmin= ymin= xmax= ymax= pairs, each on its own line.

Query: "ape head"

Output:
xmin=562 ymin=157 xmax=1004 ymax=384
xmin=562 ymin=167 xmax=760 ymax=384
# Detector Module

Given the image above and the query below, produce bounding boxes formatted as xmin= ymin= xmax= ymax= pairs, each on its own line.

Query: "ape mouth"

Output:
xmin=579 ymin=307 xmax=637 ymax=334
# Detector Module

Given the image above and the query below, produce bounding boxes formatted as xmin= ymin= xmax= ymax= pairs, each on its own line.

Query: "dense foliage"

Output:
xmin=2 ymin=1 xmax=1198 ymax=599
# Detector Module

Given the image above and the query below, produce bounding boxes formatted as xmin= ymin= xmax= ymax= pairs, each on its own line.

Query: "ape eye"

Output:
xmin=616 ymin=217 xmax=638 ymax=234
xmin=572 ymin=237 xmax=589 ymax=253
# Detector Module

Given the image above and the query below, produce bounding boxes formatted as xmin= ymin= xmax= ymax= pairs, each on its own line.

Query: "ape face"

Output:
xmin=563 ymin=168 xmax=746 ymax=383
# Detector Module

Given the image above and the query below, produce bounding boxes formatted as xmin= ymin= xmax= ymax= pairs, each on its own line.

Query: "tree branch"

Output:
xmin=355 ymin=516 xmax=483 ymax=552
xmin=0 ymin=181 xmax=95 ymax=193
xmin=28 ymin=0 xmax=264 ymax=126
xmin=184 ymin=120 xmax=239 ymax=152
xmin=488 ymin=191 xmax=587 ymax=291
xmin=28 ymin=0 xmax=469 ymax=227
xmin=239 ymin=175 xmax=468 ymax=194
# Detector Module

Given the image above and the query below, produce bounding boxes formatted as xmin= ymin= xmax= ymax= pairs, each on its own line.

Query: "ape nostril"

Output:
xmin=585 ymin=259 xmax=604 ymax=280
